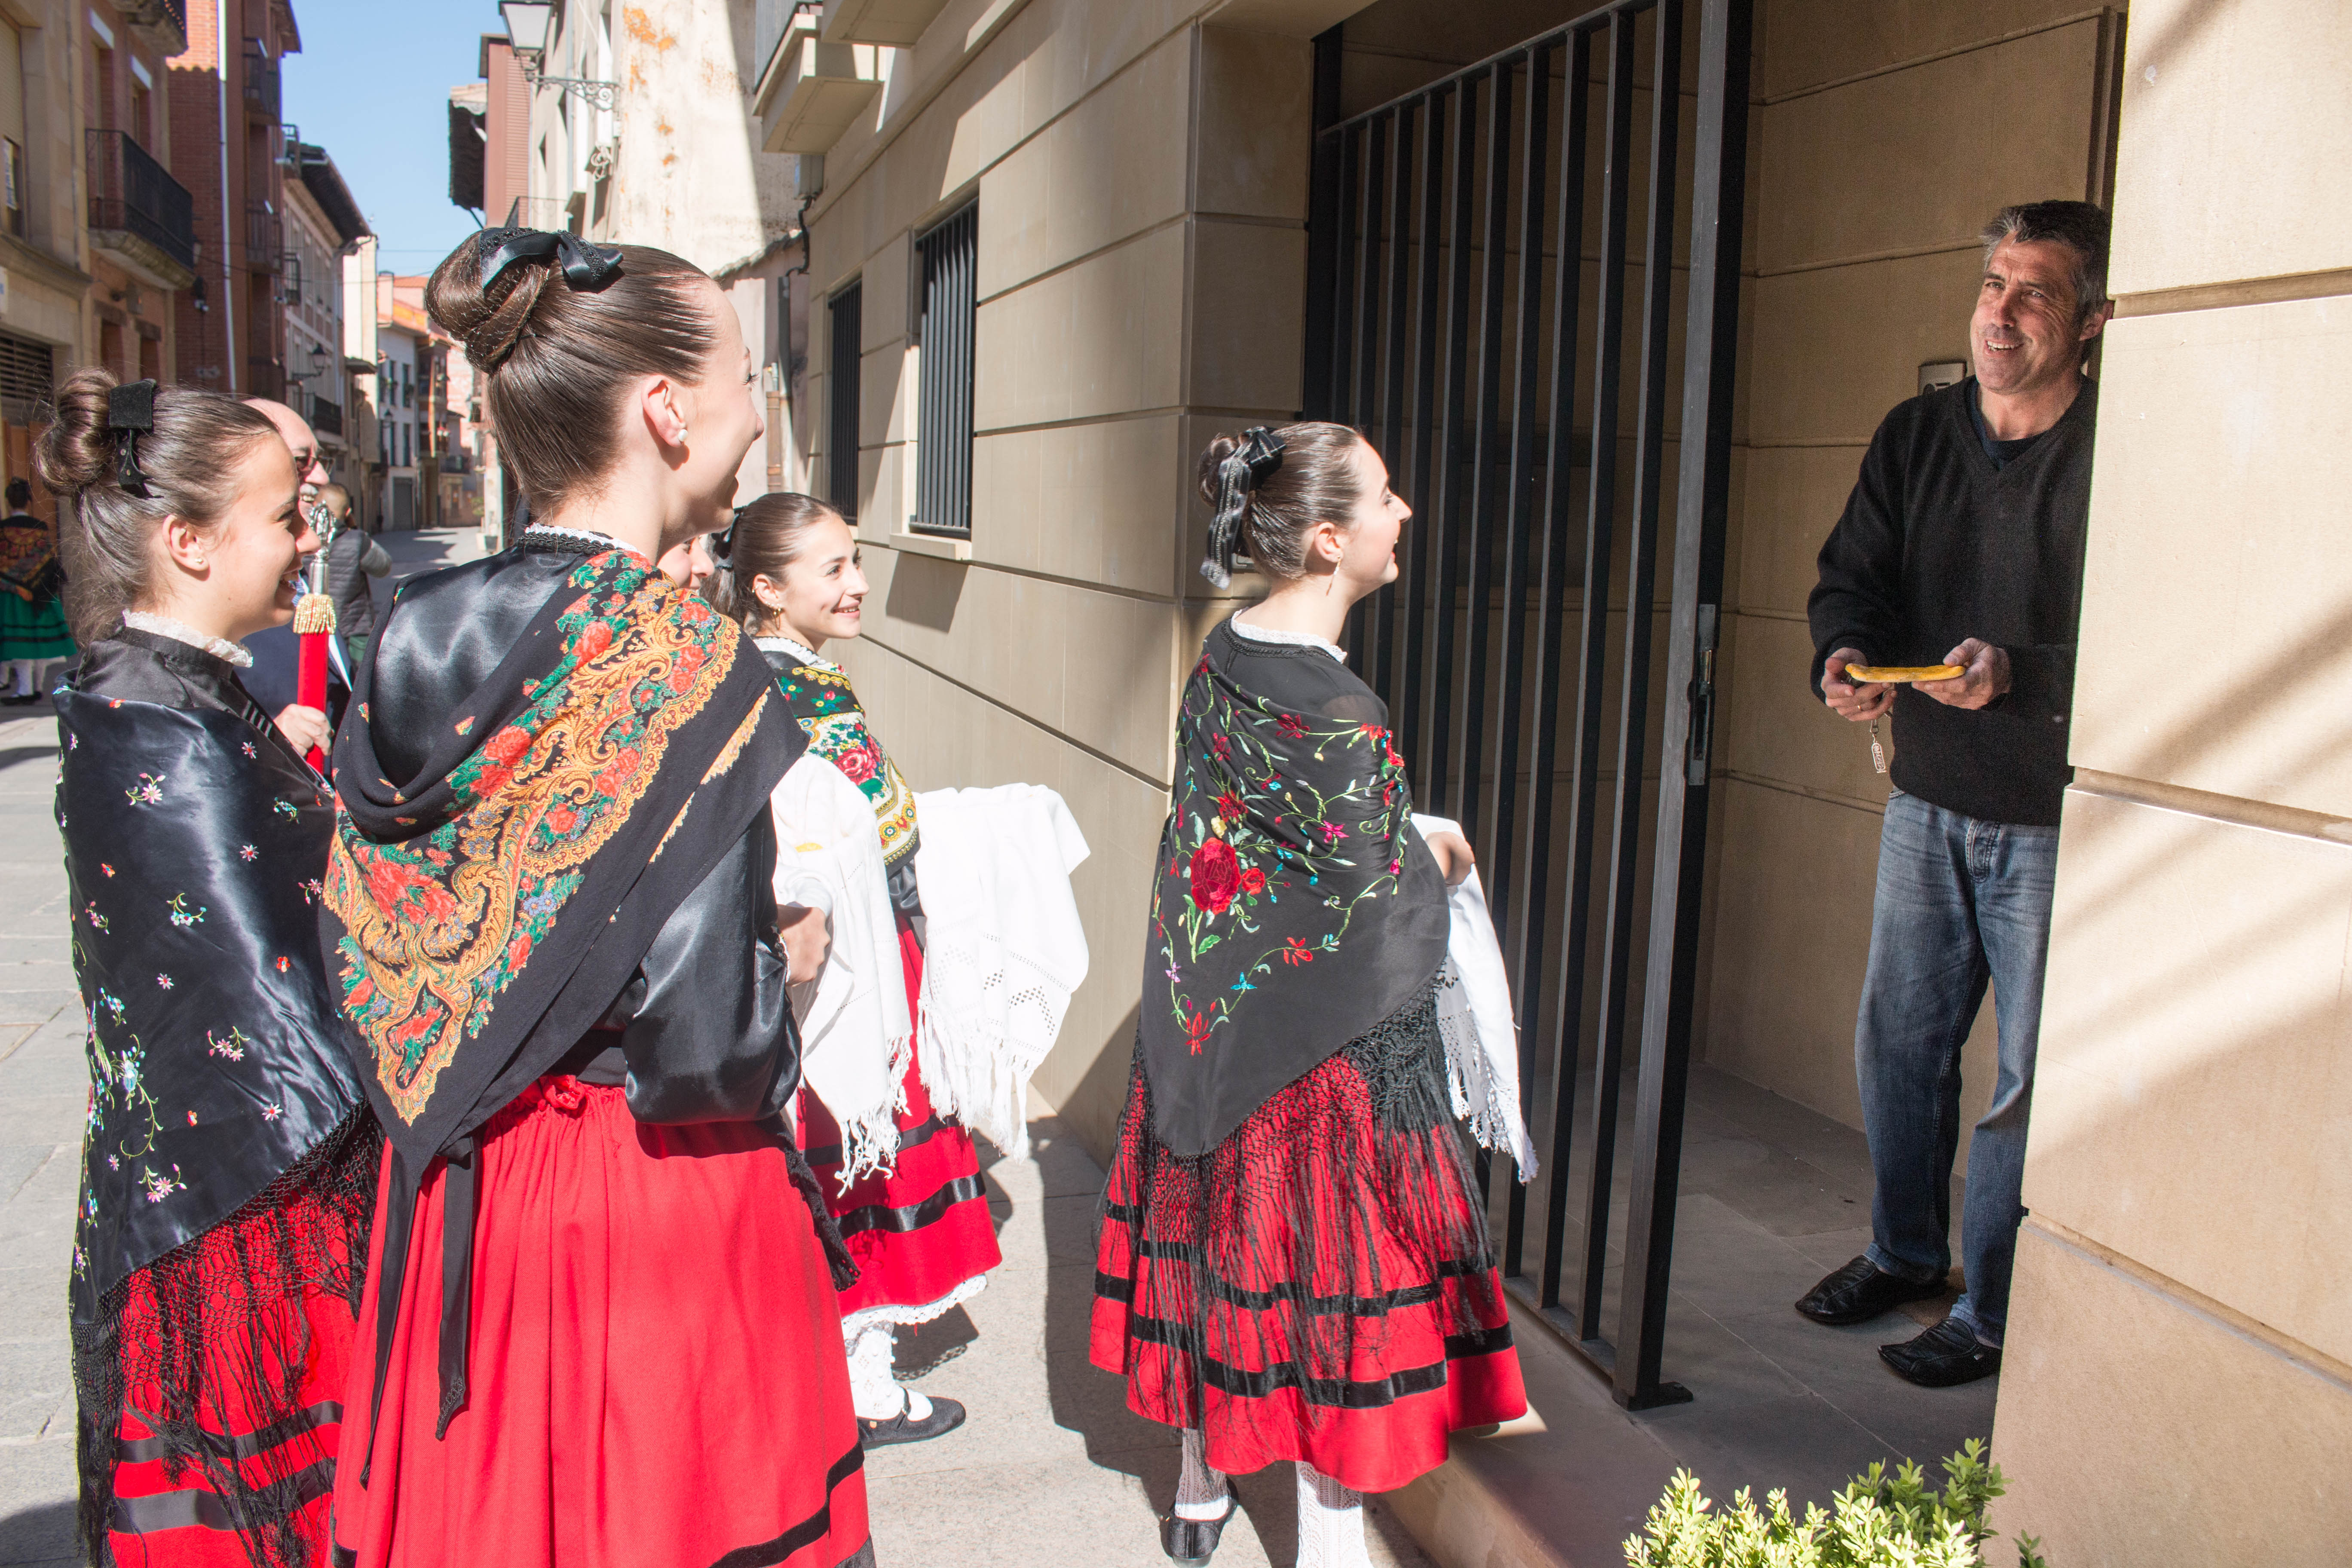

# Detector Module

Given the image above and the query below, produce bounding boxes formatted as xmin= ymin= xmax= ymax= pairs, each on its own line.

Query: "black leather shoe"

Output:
xmin=1880 ymin=1315 xmax=2001 ymax=1387
xmin=1160 ymin=1498 xmax=1234 ymax=1565
xmin=858 ymin=1393 xmax=967 ymax=1448
xmin=1794 ymin=1254 xmax=1947 ymax=1325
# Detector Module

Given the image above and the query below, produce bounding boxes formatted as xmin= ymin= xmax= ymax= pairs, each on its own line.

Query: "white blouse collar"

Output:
xmin=1227 ymin=612 xmax=1346 ymax=663
xmin=122 ymin=610 xmax=254 ymax=667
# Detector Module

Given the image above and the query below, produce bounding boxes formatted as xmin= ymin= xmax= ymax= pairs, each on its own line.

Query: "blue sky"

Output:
xmin=281 ymin=0 xmax=501 ymax=277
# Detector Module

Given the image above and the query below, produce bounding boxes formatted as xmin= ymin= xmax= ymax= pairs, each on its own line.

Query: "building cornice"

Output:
xmin=0 ymin=234 xmax=93 ymax=296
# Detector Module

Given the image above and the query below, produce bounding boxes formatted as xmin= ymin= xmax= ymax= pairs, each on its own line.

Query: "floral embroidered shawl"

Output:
xmin=764 ymin=638 xmax=920 ymax=876
xmin=1139 ymin=618 xmax=1449 ymax=1157
xmin=322 ymin=547 xmax=799 ymax=1176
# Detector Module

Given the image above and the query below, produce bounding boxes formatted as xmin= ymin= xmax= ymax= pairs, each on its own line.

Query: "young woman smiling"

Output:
xmin=320 ymin=233 xmax=870 ymax=1568
xmin=720 ymin=493 xmax=1004 ymax=1447
xmin=1093 ymin=423 xmax=1525 ymax=1568
xmin=43 ymin=370 xmax=380 ymax=1568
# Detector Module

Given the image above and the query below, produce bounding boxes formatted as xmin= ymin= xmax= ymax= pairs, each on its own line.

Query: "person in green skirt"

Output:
xmin=0 ymin=478 xmax=74 ymax=704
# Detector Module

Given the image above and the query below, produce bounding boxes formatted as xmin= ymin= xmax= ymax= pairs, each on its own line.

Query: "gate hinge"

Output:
xmin=1685 ymin=603 xmax=1718 ymax=787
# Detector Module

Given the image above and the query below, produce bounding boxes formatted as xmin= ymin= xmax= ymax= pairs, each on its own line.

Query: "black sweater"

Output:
xmin=1807 ymin=378 xmax=2098 ymax=827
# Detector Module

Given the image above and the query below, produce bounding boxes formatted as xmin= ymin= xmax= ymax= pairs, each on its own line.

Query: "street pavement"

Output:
xmin=0 ymin=528 xmax=1433 ymax=1565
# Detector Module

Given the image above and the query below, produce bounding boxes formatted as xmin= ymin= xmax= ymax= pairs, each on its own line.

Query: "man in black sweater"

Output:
xmin=1795 ymin=201 xmax=2112 ymax=1388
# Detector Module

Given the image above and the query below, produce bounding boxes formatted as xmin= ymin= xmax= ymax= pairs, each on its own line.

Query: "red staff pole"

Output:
xmin=291 ymin=520 xmax=334 ymax=772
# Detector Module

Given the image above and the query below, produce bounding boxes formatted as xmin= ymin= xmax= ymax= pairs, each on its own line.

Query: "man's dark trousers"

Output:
xmin=1857 ymin=788 xmax=2057 ymax=1347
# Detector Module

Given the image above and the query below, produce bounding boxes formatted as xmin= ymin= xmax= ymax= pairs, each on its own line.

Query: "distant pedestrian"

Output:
xmin=1093 ymin=425 xmax=1526 ymax=1568
xmin=0 ymin=477 xmax=73 ymax=702
xmin=321 ymin=227 xmax=872 ymax=1568
xmin=1795 ymin=201 xmax=2112 ymax=1388
xmin=239 ymin=399 xmax=338 ymax=760
xmin=319 ymin=482 xmax=390 ymax=663
xmin=40 ymin=371 xmax=379 ymax=1568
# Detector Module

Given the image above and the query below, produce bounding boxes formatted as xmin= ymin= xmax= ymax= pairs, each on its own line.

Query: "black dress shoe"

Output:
xmin=858 ymin=1393 xmax=967 ymax=1448
xmin=1880 ymin=1315 xmax=2001 ymax=1387
xmin=1794 ymin=1254 xmax=1947 ymax=1325
xmin=1160 ymin=1498 xmax=1234 ymax=1565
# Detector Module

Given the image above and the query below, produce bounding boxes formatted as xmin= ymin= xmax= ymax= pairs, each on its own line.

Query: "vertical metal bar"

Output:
xmin=1346 ymin=119 xmax=1387 ymax=672
xmin=1614 ymin=0 xmax=1749 ymax=1412
xmin=1397 ymin=93 xmax=1448 ymax=774
xmin=1488 ymin=39 xmax=1553 ymax=1255
xmin=1424 ymin=69 xmax=1481 ymax=813
xmin=1580 ymin=0 xmax=1682 ymax=1346
xmin=1373 ymin=104 xmax=1415 ymax=707
xmin=1505 ymin=26 xmax=1591 ymax=1283
xmin=1449 ymin=60 xmax=1516 ymax=844
xmin=1332 ymin=127 xmax=1361 ymax=450
xmin=1301 ymin=27 xmax=1345 ymax=420
xmin=1562 ymin=6 xmax=1637 ymax=1335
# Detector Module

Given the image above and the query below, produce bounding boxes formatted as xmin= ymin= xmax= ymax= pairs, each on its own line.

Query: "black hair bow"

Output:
xmin=1200 ymin=426 xmax=1285 ymax=589
xmin=108 ymin=379 xmax=157 ymax=499
xmin=476 ymin=227 xmax=625 ymax=294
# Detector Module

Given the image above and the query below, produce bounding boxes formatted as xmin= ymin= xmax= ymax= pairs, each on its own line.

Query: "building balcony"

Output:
xmin=245 ymin=203 xmax=282 ymax=273
xmin=242 ymin=41 xmax=280 ymax=122
xmin=818 ymin=0 xmax=951 ymax=47
xmin=754 ymin=28 xmax=882 ymax=156
xmin=309 ymin=394 xmax=343 ymax=439
xmin=85 ymin=130 xmax=197 ymax=290
xmin=120 ymin=0 xmax=189 ymax=55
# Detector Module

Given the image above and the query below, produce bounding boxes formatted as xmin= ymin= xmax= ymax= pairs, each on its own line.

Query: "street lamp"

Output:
xmin=499 ymin=2 xmax=619 ymax=111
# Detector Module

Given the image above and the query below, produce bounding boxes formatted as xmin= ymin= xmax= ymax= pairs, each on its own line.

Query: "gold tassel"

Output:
xmin=292 ymin=594 xmax=337 ymax=635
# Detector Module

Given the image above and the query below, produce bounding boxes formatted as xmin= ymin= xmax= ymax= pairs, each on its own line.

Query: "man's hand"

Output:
xmin=1425 ymin=830 xmax=1476 ymax=888
xmin=778 ymin=903 xmax=831 ymax=986
xmin=1916 ymin=638 xmax=2011 ymax=710
xmin=273 ymin=703 xmax=330 ymax=758
xmin=1821 ymin=648 xmax=1893 ymax=723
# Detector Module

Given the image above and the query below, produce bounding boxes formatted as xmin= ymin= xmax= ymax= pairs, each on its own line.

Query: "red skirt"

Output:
xmin=101 ymin=1148 xmax=371 ymax=1568
xmin=1090 ymin=1042 xmax=1526 ymax=1495
xmin=797 ymin=927 xmax=1001 ymax=1322
xmin=330 ymin=1078 xmax=870 ymax=1568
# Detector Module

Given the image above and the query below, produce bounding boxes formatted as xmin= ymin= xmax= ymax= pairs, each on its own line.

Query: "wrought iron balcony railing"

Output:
xmin=309 ymin=394 xmax=343 ymax=438
xmin=86 ymin=129 xmax=197 ymax=277
xmin=242 ymin=41 xmax=280 ymax=122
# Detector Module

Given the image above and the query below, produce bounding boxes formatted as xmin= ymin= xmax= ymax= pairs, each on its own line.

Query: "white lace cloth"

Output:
xmin=121 ymin=611 xmax=252 ymax=666
xmin=1413 ymin=814 xmax=1536 ymax=1178
xmin=912 ymin=784 xmax=1091 ymax=1162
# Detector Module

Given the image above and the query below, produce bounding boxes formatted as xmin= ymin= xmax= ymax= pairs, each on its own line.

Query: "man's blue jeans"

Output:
xmin=1856 ymin=790 xmax=2057 ymax=1346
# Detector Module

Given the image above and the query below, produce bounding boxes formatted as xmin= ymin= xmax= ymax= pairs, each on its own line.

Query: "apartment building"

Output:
xmin=279 ymin=139 xmax=364 ymax=486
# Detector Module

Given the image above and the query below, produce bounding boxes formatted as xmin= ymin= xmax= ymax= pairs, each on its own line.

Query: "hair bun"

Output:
xmin=33 ymin=368 xmax=123 ymax=496
xmin=427 ymin=248 xmax=555 ymax=373
xmin=1196 ymin=433 xmax=1246 ymax=508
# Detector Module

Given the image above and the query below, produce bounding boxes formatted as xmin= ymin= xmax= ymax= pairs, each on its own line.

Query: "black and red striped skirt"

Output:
xmin=1090 ymin=993 xmax=1525 ymax=1495
xmin=797 ymin=927 xmax=1001 ymax=1323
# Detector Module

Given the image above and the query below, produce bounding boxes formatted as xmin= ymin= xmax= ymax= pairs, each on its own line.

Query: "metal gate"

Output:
xmin=1303 ymin=0 xmax=1751 ymax=1409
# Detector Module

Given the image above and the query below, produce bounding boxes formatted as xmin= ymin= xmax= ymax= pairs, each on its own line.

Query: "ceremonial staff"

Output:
xmin=290 ymin=498 xmax=337 ymax=771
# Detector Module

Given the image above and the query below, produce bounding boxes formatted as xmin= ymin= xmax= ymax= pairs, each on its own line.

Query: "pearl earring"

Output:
xmin=191 ymin=554 xmax=207 ymax=568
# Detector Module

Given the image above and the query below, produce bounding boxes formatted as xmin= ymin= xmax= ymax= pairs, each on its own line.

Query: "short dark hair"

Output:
xmin=1980 ymin=201 xmax=2112 ymax=321
xmin=3 ymin=478 xmax=28 ymax=509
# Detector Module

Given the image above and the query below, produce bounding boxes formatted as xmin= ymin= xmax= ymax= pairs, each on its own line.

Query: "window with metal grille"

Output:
xmin=912 ymin=201 xmax=975 ymax=536
xmin=0 ymin=329 xmax=55 ymax=425
xmin=827 ymin=280 xmax=861 ymax=520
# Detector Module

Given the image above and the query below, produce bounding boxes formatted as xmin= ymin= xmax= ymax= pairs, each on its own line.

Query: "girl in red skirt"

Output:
xmin=1093 ymin=425 xmax=1527 ymax=1566
xmin=722 ymin=493 xmax=1004 ymax=1446
xmin=43 ymin=371 xmax=376 ymax=1568
xmin=319 ymin=230 xmax=870 ymax=1568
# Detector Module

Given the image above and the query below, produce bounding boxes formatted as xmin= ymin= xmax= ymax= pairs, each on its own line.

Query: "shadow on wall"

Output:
xmin=885 ymin=553 xmax=967 ymax=633
xmin=0 ymin=1500 xmax=75 ymax=1564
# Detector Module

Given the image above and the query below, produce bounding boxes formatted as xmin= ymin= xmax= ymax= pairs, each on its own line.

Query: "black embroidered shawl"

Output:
xmin=1139 ymin=619 xmax=1449 ymax=1157
xmin=321 ymin=546 xmax=800 ymax=1178
xmin=56 ymin=631 xmax=370 ymax=1322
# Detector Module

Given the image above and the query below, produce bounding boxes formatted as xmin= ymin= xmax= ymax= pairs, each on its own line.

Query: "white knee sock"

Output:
xmin=843 ymin=1321 xmax=931 ymax=1421
xmin=1295 ymin=1462 xmax=1370 ymax=1568
xmin=1174 ymin=1427 xmax=1231 ymax=1522
xmin=4 ymin=662 xmax=28 ymax=697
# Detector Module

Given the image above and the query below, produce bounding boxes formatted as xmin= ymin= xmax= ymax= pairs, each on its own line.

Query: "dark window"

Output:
xmin=912 ymin=200 xmax=975 ymax=536
xmin=827 ymin=279 xmax=861 ymax=519
xmin=3 ymin=139 xmax=24 ymax=239
xmin=0 ymin=328 xmax=55 ymax=423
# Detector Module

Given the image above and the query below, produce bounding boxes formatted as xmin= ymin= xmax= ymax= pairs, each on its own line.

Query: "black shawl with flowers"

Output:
xmin=1140 ymin=619 xmax=1449 ymax=1157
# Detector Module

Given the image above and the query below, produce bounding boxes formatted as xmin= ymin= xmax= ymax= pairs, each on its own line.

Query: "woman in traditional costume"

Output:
xmin=2 ymin=476 xmax=76 ymax=702
xmin=43 ymin=371 xmax=378 ymax=1567
xmin=319 ymin=230 xmax=871 ymax=1568
xmin=722 ymin=493 xmax=1004 ymax=1447
xmin=1092 ymin=424 xmax=1528 ymax=1567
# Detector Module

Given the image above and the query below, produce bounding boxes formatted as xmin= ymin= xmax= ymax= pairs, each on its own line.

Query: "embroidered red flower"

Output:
xmin=1182 ymin=1003 xmax=1212 ymax=1055
xmin=1281 ymin=937 xmax=1315 ymax=965
xmin=836 ymin=744 xmax=879 ymax=784
xmin=1188 ymin=838 xmax=1241 ymax=913
xmin=575 ymin=620 xmax=613 ymax=663
xmin=1210 ymin=734 xmax=1233 ymax=760
xmin=1214 ymin=791 xmax=1245 ymax=823
xmin=1277 ymin=713 xmax=1309 ymax=739
xmin=1239 ymin=867 xmax=1268 ymax=896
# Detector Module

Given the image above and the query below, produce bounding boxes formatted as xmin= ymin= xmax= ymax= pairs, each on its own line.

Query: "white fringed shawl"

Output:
xmin=911 ymin=784 xmax=1091 ymax=1162
xmin=1413 ymin=813 xmax=1537 ymax=1178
